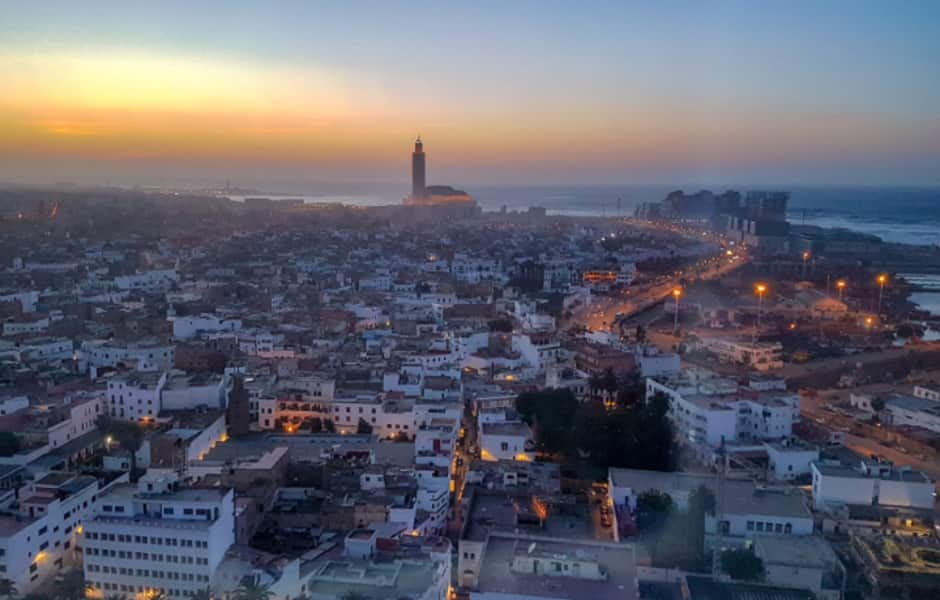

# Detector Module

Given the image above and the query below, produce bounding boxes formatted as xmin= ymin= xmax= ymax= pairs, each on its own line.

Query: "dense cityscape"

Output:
xmin=3 ymin=3 xmax=940 ymax=600
xmin=1 ymin=135 xmax=940 ymax=600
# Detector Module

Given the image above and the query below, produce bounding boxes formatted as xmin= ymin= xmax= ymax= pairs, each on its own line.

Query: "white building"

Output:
xmin=754 ymin=535 xmax=845 ymax=600
xmin=160 ymin=371 xmax=225 ymax=411
xmin=171 ymin=314 xmax=242 ymax=341
xmin=107 ymin=370 xmax=225 ymax=421
xmin=646 ymin=376 xmax=798 ymax=447
xmin=0 ymin=290 xmax=40 ymax=313
xmin=479 ymin=422 xmax=534 ymax=462
xmin=18 ymin=337 xmax=73 ymax=362
xmin=0 ymin=473 xmax=100 ymax=593
xmin=765 ymin=440 xmax=819 ymax=481
xmin=2 ymin=317 xmax=49 ymax=337
xmin=82 ymin=473 xmax=235 ymax=599
xmin=106 ymin=372 xmax=166 ymax=421
xmin=0 ymin=395 xmax=30 ymax=415
xmin=81 ymin=339 xmax=175 ymax=374
xmin=47 ymin=393 xmax=105 ymax=450
xmin=113 ymin=269 xmax=178 ymax=291
xmin=608 ymin=468 xmax=813 ymax=545
xmin=811 ymin=460 xmax=935 ymax=511
xmin=702 ymin=338 xmax=784 ymax=371
xmin=914 ymin=385 xmax=940 ymax=402
xmin=883 ymin=393 xmax=940 ymax=434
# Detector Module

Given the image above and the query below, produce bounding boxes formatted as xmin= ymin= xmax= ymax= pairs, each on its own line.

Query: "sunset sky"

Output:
xmin=2 ymin=1 xmax=939 ymax=189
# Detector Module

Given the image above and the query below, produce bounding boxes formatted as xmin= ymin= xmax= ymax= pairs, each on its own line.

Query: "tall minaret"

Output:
xmin=412 ymin=135 xmax=426 ymax=198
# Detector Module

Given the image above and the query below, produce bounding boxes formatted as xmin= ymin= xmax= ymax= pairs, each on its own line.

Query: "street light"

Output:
xmin=754 ymin=283 xmax=767 ymax=342
xmin=672 ymin=288 xmax=682 ymax=334
xmin=836 ymin=279 xmax=846 ymax=302
xmin=801 ymin=251 xmax=810 ymax=279
xmin=876 ymin=274 xmax=888 ymax=315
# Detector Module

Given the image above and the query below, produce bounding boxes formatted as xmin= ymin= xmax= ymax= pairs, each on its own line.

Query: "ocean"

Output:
xmin=230 ymin=183 xmax=940 ymax=315
xmin=234 ymin=184 xmax=940 ymax=246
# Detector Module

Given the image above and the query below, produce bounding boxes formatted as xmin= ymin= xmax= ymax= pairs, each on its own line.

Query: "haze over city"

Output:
xmin=2 ymin=0 xmax=939 ymax=188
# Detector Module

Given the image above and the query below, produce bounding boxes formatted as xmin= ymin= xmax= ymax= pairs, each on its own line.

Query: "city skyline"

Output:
xmin=1 ymin=1 xmax=939 ymax=188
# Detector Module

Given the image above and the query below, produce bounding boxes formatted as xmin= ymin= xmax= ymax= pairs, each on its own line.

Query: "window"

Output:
xmin=746 ymin=521 xmax=754 ymax=531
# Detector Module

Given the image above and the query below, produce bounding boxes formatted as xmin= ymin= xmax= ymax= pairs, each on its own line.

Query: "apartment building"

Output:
xmin=0 ymin=472 xmax=100 ymax=593
xmin=82 ymin=472 xmax=235 ymax=599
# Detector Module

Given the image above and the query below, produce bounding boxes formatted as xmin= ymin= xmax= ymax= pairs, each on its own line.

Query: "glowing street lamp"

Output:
xmin=836 ymin=279 xmax=846 ymax=302
xmin=754 ymin=283 xmax=768 ymax=342
xmin=801 ymin=251 xmax=810 ymax=279
xmin=876 ymin=274 xmax=888 ymax=315
xmin=672 ymin=288 xmax=682 ymax=334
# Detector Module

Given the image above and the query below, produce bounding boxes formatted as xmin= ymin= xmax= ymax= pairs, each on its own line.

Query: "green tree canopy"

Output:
xmin=721 ymin=548 xmax=764 ymax=581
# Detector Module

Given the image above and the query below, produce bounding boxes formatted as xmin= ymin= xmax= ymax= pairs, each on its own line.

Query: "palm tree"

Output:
xmin=233 ymin=578 xmax=273 ymax=600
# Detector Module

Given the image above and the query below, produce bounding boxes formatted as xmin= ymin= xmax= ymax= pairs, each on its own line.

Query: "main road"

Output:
xmin=568 ymin=247 xmax=747 ymax=332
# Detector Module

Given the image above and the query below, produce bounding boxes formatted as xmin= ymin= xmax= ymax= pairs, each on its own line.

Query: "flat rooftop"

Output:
xmin=481 ymin=421 xmax=533 ymax=437
xmin=463 ymin=490 xmax=593 ymax=543
xmin=476 ymin=533 xmax=638 ymax=600
xmin=609 ymin=468 xmax=811 ymax=520
xmin=812 ymin=461 xmax=932 ymax=484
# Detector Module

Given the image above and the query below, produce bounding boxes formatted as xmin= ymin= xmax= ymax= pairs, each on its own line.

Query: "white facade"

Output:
xmin=2 ymin=318 xmax=49 ymax=336
xmin=82 ymin=340 xmax=175 ymax=372
xmin=646 ymin=377 xmax=798 ymax=447
xmin=479 ymin=422 xmax=534 ymax=462
xmin=47 ymin=394 xmax=104 ymax=450
xmin=702 ymin=338 xmax=784 ymax=371
xmin=171 ymin=314 xmax=242 ymax=340
xmin=914 ymin=385 xmax=940 ymax=402
xmin=647 ymin=378 xmax=736 ymax=446
xmin=0 ymin=290 xmax=40 ymax=312
xmin=107 ymin=373 xmax=166 ymax=421
xmin=113 ymin=269 xmax=178 ymax=291
xmin=811 ymin=461 xmax=935 ymax=510
xmin=883 ymin=394 xmax=940 ymax=434
xmin=0 ymin=473 xmax=100 ymax=593
xmin=19 ymin=338 xmax=73 ymax=362
xmin=83 ymin=474 xmax=235 ymax=600
xmin=766 ymin=441 xmax=819 ymax=480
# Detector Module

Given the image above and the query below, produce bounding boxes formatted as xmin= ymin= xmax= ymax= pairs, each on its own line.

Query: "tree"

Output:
xmin=488 ymin=318 xmax=513 ymax=333
xmin=98 ymin=416 xmax=145 ymax=483
xmin=323 ymin=419 xmax=336 ymax=433
xmin=356 ymin=418 xmax=373 ymax=435
xmin=601 ymin=367 xmax=619 ymax=396
xmin=588 ymin=372 xmax=604 ymax=400
xmin=871 ymin=396 xmax=886 ymax=412
xmin=308 ymin=417 xmax=323 ymax=433
xmin=615 ymin=372 xmax=642 ymax=408
xmin=233 ymin=579 xmax=274 ymax=600
xmin=515 ymin=388 xmax=579 ymax=455
xmin=0 ymin=432 xmax=20 ymax=458
xmin=635 ymin=490 xmax=673 ymax=533
xmin=720 ymin=548 xmax=764 ymax=581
